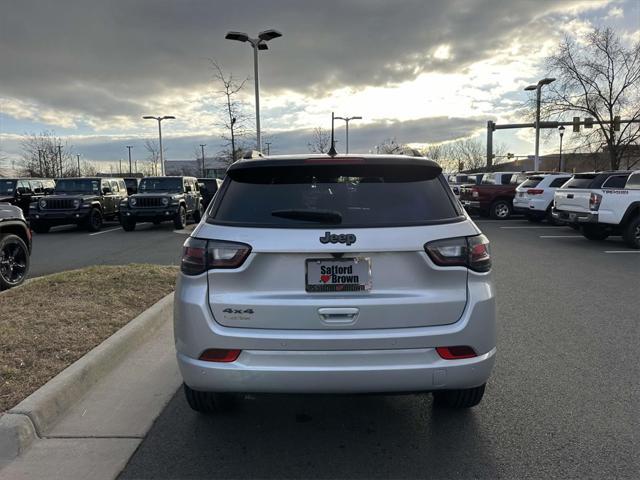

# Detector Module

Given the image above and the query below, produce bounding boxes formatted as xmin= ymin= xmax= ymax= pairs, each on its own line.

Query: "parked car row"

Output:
xmin=0 ymin=175 xmax=227 ymax=234
xmin=453 ymin=169 xmax=640 ymax=248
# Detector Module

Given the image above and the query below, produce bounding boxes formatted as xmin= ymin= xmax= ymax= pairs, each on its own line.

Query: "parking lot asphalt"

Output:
xmin=27 ymin=221 xmax=193 ymax=278
xmin=118 ymin=218 xmax=639 ymax=480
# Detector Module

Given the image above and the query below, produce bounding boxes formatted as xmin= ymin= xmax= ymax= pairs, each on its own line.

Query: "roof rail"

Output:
xmin=242 ymin=150 xmax=264 ymax=160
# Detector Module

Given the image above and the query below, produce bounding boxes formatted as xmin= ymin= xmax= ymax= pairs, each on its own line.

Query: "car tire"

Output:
xmin=489 ymin=200 xmax=511 ymax=220
xmin=0 ymin=234 xmax=30 ymax=290
xmin=192 ymin=202 xmax=203 ymax=223
xmin=622 ymin=215 xmax=640 ymax=249
xmin=86 ymin=208 xmax=103 ymax=232
xmin=581 ymin=224 xmax=609 ymax=241
xmin=31 ymin=221 xmax=50 ymax=234
xmin=546 ymin=208 xmax=560 ymax=226
xmin=183 ymin=384 xmax=238 ymax=414
xmin=121 ymin=219 xmax=136 ymax=231
xmin=433 ymin=383 xmax=485 ymax=409
xmin=174 ymin=205 xmax=187 ymax=229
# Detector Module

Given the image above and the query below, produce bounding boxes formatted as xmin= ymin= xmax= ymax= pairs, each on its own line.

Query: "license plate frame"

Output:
xmin=305 ymin=257 xmax=372 ymax=293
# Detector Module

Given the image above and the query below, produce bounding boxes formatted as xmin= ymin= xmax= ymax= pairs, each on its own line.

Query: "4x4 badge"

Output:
xmin=319 ymin=231 xmax=356 ymax=246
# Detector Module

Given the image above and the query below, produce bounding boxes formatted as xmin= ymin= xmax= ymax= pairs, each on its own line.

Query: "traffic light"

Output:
xmin=584 ymin=117 xmax=594 ymax=129
xmin=573 ymin=117 xmax=580 ymax=132
xmin=613 ymin=115 xmax=620 ymax=131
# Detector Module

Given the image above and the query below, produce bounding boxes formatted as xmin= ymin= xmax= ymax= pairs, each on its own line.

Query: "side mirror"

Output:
xmin=44 ymin=188 xmax=54 ymax=194
xmin=16 ymin=187 xmax=26 ymax=195
xmin=102 ymin=187 xmax=111 ymax=194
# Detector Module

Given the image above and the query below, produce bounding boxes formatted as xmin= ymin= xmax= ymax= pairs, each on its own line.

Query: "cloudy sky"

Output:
xmin=1 ymin=0 xmax=639 ymax=168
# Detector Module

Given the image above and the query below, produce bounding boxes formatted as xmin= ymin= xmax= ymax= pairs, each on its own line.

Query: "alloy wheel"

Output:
xmin=0 ymin=240 xmax=27 ymax=286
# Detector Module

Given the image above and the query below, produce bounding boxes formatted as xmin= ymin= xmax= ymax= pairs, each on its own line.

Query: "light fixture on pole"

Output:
xmin=557 ymin=125 xmax=565 ymax=171
xmin=200 ymin=144 xmax=207 ymax=177
xmin=225 ymin=28 xmax=282 ymax=153
xmin=142 ymin=115 xmax=175 ymax=176
xmin=524 ymin=77 xmax=555 ymax=171
xmin=334 ymin=116 xmax=362 ymax=154
xmin=126 ymin=146 xmax=133 ymax=175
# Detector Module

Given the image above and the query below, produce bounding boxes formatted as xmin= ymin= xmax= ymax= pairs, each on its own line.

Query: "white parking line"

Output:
xmin=539 ymin=235 xmax=583 ymax=239
xmin=604 ymin=250 xmax=640 ymax=254
xmin=500 ymin=226 xmax=560 ymax=229
xmin=89 ymin=227 xmax=122 ymax=236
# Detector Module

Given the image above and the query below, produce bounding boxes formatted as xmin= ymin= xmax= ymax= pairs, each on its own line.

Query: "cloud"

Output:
xmin=0 ymin=0 xmax=617 ymax=126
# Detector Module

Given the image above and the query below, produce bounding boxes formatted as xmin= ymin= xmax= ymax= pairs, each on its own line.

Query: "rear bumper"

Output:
xmin=178 ymin=347 xmax=496 ymax=393
xmin=552 ymin=208 xmax=598 ymax=224
xmin=174 ymin=270 xmax=496 ymax=394
xmin=460 ymin=200 xmax=481 ymax=210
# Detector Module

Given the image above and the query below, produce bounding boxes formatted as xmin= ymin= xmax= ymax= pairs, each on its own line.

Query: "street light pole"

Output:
xmin=200 ymin=144 xmax=207 ymax=177
xmin=77 ymin=154 xmax=81 ymax=176
xmin=225 ymin=29 xmax=282 ymax=153
xmin=524 ymin=77 xmax=555 ymax=171
xmin=126 ymin=146 xmax=133 ymax=175
xmin=334 ymin=116 xmax=362 ymax=154
xmin=142 ymin=115 xmax=175 ymax=176
xmin=265 ymin=141 xmax=272 ymax=155
xmin=37 ymin=149 xmax=43 ymax=177
xmin=57 ymin=145 xmax=63 ymax=177
xmin=557 ymin=125 xmax=565 ymax=171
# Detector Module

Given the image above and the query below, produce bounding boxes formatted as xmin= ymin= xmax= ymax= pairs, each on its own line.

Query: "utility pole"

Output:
xmin=77 ymin=154 xmax=81 ymax=176
xmin=57 ymin=145 xmax=63 ymax=177
xmin=126 ymin=146 xmax=133 ymax=175
xmin=265 ymin=142 xmax=272 ymax=155
xmin=200 ymin=144 xmax=207 ymax=177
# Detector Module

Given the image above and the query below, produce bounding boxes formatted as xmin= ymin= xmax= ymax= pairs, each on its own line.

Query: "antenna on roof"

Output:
xmin=328 ymin=112 xmax=337 ymax=157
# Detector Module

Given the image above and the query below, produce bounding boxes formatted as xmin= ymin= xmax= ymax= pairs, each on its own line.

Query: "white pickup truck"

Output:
xmin=553 ymin=170 xmax=640 ymax=248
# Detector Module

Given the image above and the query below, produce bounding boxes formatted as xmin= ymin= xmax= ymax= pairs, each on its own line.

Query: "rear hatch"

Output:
xmin=199 ymin=157 xmax=477 ymax=330
xmin=554 ymin=174 xmax=598 ymax=213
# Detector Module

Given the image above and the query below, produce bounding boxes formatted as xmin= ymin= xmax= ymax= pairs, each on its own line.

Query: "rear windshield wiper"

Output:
xmin=271 ymin=209 xmax=343 ymax=224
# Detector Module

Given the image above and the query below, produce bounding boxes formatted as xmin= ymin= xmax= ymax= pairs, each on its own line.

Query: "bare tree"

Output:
xmin=542 ymin=27 xmax=640 ymax=170
xmin=19 ymin=132 xmax=77 ymax=177
xmin=211 ymin=60 xmax=251 ymax=164
xmin=308 ymin=127 xmax=331 ymax=153
xmin=144 ymin=139 xmax=162 ymax=176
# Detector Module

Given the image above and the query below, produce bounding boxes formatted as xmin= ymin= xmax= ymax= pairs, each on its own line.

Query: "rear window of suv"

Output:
xmin=520 ymin=177 xmax=542 ymax=188
xmin=563 ymin=174 xmax=597 ymax=189
xmin=210 ymin=163 xmax=461 ymax=228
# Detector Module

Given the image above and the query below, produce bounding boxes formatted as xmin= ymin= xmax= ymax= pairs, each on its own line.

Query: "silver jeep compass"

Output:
xmin=174 ymin=154 xmax=496 ymax=412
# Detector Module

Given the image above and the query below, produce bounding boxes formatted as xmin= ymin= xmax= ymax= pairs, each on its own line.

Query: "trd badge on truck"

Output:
xmin=319 ymin=231 xmax=357 ymax=245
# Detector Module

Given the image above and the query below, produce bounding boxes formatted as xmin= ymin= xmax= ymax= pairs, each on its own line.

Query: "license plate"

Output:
xmin=305 ymin=258 xmax=371 ymax=292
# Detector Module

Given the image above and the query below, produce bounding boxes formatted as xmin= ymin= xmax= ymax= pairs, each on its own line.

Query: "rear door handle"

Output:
xmin=318 ymin=307 xmax=359 ymax=324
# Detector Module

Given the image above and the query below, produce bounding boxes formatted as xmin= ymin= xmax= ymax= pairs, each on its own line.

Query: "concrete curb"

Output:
xmin=0 ymin=292 xmax=174 ymax=463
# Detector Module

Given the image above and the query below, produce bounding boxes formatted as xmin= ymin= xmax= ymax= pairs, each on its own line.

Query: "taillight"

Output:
xmin=526 ymin=189 xmax=544 ymax=195
xmin=589 ymin=193 xmax=602 ymax=211
xmin=471 ymin=188 xmax=479 ymax=198
xmin=436 ymin=346 xmax=477 ymax=360
xmin=425 ymin=234 xmax=491 ymax=272
xmin=199 ymin=349 xmax=241 ymax=362
xmin=181 ymin=237 xmax=251 ymax=275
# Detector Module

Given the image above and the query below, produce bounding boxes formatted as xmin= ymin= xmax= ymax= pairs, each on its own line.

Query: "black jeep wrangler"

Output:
xmin=30 ymin=177 xmax=127 ymax=233
xmin=119 ymin=176 xmax=203 ymax=231
xmin=0 ymin=178 xmax=55 ymax=216
xmin=0 ymin=203 xmax=32 ymax=290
